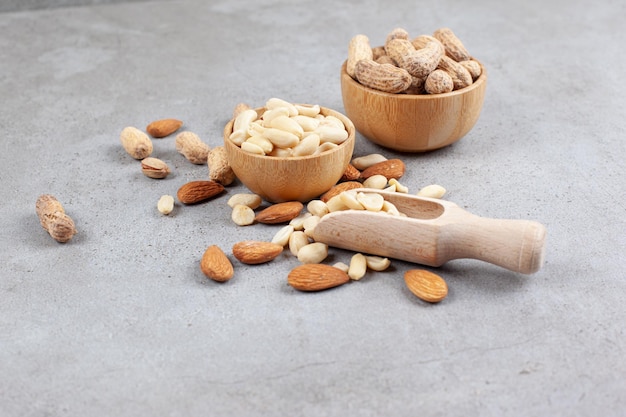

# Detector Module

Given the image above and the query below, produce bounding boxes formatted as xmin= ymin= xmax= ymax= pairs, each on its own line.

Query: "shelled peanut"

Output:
xmin=228 ymin=98 xmax=349 ymax=157
xmin=347 ymin=27 xmax=482 ymax=95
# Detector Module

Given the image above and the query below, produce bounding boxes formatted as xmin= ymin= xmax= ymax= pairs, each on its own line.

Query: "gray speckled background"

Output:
xmin=1 ymin=0 xmax=624 ymax=416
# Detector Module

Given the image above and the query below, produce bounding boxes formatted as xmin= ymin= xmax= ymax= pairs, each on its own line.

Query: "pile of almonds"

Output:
xmin=347 ymin=27 xmax=482 ymax=95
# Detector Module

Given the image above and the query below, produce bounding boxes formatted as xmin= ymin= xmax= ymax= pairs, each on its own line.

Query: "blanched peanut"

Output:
xmin=271 ymin=225 xmax=295 ymax=246
xmin=339 ymin=190 xmax=364 ymax=210
xmin=241 ymin=141 xmax=265 ymax=155
xmin=270 ymin=115 xmax=304 ymax=138
xmin=157 ymin=195 xmax=175 ymax=215
xmin=245 ymin=135 xmax=274 ymax=154
xmin=292 ymin=134 xmax=320 ymax=157
xmin=348 ymin=253 xmax=367 ymax=280
xmin=295 ymin=104 xmax=321 ymax=117
xmin=389 ymin=178 xmax=409 ymax=193
xmin=356 ymin=192 xmax=385 ymax=212
xmin=292 ymin=115 xmax=320 ymax=132
xmin=289 ymin=212 xmax=312 ymax=230
xmin=362 ymin=174 xmax=388 ymax=189
xmin=227 ymin=193 xmax=263 ymax=209
xmin=302 ymin=215 xmax=321 ymax=237
xmin=417 ymin=184 xmax=447 ymax=199
xmin=351 ymin=153 xmax=388 ymax=170
xmin=326 ymin=194 xmax=350 ymax=212
xmin=333 ymin=262 xmax=350 ymax=274
xmin=266 ymin=98 xmax=298 ymax=116
xmin=289 ymin=231 xmax=310 ymax=256
xmin=306 ymin=199 xmax=329 ymax=218
xmin=263 ymin=128 xmax=300 ymax=148
xmin=315 ymin=125 xmax=349 ymax=144
xmin=261 ymin=107 xmax=290 ymax=123
xmin=231 ymin=204 xmax=256 ymax=226
xmin=365 ymin=256 xmax=391 ymax=271
xmin=382 ymin=200 xmax=402 ymax=216
xmin=313 ymin=142 xmax=339 ymax=155
xmin=297 ymin=242 xmax=328 ymax=264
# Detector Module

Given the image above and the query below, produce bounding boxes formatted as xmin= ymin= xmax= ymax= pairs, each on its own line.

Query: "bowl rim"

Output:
xmin=341 ymin=58 xmax=487 ymax=100
xmin=223 ymin=105 xmax=356 ymax=162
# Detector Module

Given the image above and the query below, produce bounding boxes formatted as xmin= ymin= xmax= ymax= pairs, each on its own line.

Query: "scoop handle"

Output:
xmin=442 ymin=213 xmax=547 ymax=274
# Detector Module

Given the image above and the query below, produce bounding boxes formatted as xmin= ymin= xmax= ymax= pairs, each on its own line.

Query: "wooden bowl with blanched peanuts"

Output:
xmin=223 ymin=100 xmax=356 ymax=203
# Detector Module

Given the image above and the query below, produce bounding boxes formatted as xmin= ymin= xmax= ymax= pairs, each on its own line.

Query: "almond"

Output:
xmin=360 ymin=158 xmax=406 ymax=180
xmin=255 ymin=201 xmax=303 ymax=224
xmin=320 ymin=181 xmax=363 ymax=202
xmin=404 ymin=269 xmax=448 ymax=303
xmin=287 ymin=264 xmax=350 ymax=291
xmin=177 ymin=180 xmax=225 ymax=204
xmin=200 ymin=245 xmax=234 ymax=282
xmin=340 ymin=163 xmax=361 ymax=182
xmin=232 ymin=240 xmax=283 ymax=264
xmin=146 ymin=118 xmax=183 ymax=138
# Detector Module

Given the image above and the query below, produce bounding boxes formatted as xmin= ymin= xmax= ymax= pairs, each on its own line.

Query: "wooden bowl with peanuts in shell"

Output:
xmin=224 ymin=98 xmax=356 ymax=203
xmin=341 ymin=27 xmax=487 ymax=152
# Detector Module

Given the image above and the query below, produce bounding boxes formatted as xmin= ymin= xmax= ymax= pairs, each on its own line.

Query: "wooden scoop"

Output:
xmin=310 ymin=189 xmax=546 ymax=274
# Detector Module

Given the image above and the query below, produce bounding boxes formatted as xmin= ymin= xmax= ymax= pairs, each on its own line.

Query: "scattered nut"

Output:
xmin=255 ymin=201 xmax=304 ymax=224
xmin=35 ymin=194 xmax=77 ymax=243
xmin=141 ymin=157 xmax=171 ymax=179
xmin=120 ymin=126 xmax=153 ymax=160
xmin=360 ymin=159 xmax=406 ymax=180
xmin=232 ymin=240 xmax=283 ymax=265
xmin=348 ymin=253 xmax=367 ymax=280
xmin=200 ymin=245 xmax=234 ymax=282
xmin=288 ymin=263 xmax=350 ymax=292
xmin=417 ymin=184 xmax=447 ymax=199
xmin=146 ymin=118 xmax=183 ymax=138
xmin=351 ymin=153 xmax=388 ymax=170
xmin=207 ymin=146 xmax=236 ymax=186
xmin=157 ymin=195 xmax=175 ymax=215
xmin=404 ymin=269 xmax=448 ymax=303
xmin=175 ymin=131 xmax=210 ymax=164
xmin=288 ymin=231 xmax=310 ymax=256
xmin=297 ymin=242 xmax=328 ymax=264
xmin=177 ymin=180 xmax=225 ymax=204
xmin=271 ymin=225 xmax=295 ymax=247
xmin=227 ymin=193 xmax=262 ymax=209
xmin=231 ymin=204 xmax=256 ymax=226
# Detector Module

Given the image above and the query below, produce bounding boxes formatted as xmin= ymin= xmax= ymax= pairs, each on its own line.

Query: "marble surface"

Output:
xmin=1 ymin=0 xmax=624 ymax=416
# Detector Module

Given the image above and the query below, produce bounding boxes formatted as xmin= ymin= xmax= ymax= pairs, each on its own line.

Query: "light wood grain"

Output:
xmin=340 ymin=60 xmax=487 ymax=152
xmin=223 ymin=106 xmax=355 ymax=203
xmin=311 ymin=189 xmax=546 ymax=274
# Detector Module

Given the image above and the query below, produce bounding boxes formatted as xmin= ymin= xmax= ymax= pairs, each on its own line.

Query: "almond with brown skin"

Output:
xmin=200 ymin=245 xmax=234 ymax=282
xmin=288 ymin=264 xmax=350 ymax=292
xmin=177 ymin=180 xmax=225 ymax=204
xmin=340 ymin=163 xmax=361 ymax=182
xmin=232 ymin=241 xmax=283 ymax=264
xmin=404 ymin=269 xmax=448 ymax=303
xmin=255 ymin=201 xmax=303 ymax=224
xmin=146 ymin=118 xmax=183 ymax=138
xmin=360 ymin=158 xmax=406 ymax=180
xmin=320 ymin=181 xmax=363 ymax=203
